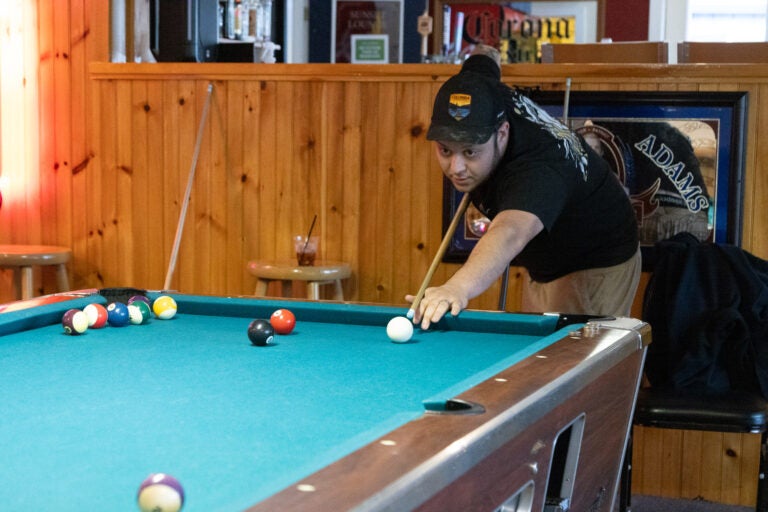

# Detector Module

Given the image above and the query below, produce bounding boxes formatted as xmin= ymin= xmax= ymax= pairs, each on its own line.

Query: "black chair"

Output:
xmin=619 ymin=389 xmax=768 ymax=511
xmin=619 ymin=234 xmax=768 ymax=511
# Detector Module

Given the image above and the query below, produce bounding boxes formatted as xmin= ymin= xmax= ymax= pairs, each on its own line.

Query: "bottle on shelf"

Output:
xmin=225 ymin=0 xmax=235 ymax=39
xmin=234 ymin=0 xmax=243 ymax=40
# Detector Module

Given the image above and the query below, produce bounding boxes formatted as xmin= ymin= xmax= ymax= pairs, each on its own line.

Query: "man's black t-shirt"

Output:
xmin=465 ymin=60 xmax=639 ymax=282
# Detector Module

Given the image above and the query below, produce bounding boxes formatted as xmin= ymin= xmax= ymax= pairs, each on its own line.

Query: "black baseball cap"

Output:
xmin=426 ymin=71 xmax=506 ymax=144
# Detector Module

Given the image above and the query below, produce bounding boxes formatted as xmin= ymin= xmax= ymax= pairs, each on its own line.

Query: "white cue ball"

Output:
xmin=386 ymin=316 xmax=414 ymax=343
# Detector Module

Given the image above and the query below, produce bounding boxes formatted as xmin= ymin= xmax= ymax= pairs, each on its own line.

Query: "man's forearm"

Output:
xmin=445 ymin=209 xmax=542 ymax=300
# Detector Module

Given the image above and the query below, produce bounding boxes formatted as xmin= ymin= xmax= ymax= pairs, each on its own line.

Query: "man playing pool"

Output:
xmin=407 ymin=46 xmax=641 ymax=329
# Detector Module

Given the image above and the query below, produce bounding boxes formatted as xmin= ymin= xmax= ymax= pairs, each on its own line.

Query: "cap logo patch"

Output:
xmin=448 ymin=93 xmax=472 ymax=121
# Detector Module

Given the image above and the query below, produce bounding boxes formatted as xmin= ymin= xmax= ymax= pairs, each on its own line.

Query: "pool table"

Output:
xmin=0 ymin=290 xmax=649 ymax=512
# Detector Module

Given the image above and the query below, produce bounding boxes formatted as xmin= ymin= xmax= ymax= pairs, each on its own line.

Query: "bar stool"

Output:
xmin=0 ymin=245 xmax=72 ymax=300
xmin=247 ymin=260 xmax=351 ymax=300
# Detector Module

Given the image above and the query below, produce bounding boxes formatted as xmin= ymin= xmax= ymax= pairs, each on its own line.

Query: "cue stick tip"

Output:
xmin=406 ymin=308 xmax=415 ymax=319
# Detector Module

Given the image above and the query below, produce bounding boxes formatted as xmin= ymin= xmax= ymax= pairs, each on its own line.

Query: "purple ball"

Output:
xmin=127 ymin=294 xmax=151 ymax=307
xmin=137 ymin=473 xmax=184 ymax=512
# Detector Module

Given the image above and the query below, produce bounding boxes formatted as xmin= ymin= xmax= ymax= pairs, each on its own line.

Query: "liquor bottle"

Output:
xmin=226 ymin=0 xmax=236 ymax=39
xmin=234 ymin=0 xmax=243 ymax=40
xmin=218 ymin=1 xmax=224 ymax=38
xmin=241 ymin=1 xmax=251 ymax=41
xmin=262 ymin=0 xmax=272 ymax=42
xmin=247 ymin=0 xmax=257 ymax=40
xmin=255 ymin=0 xmax=264 ymax=41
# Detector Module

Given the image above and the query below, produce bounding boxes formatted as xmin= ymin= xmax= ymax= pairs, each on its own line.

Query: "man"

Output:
xmin=407 ymin=46 xmax=641 ymax=329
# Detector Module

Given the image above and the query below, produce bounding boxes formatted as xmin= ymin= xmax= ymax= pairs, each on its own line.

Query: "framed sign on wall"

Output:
xmin=442 ymin=91 xmax=748 ymax=270
xmin=331 ymin=0 xmax=404 ymax=63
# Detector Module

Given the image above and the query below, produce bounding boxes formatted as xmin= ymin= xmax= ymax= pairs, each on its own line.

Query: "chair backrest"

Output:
xmin=540 ymin=42 xmax=669 ymax=63
xmin=642 ymin=233 xmax=768 ymax=397
xmin=678 ymin=41 xmax=768 ymax=63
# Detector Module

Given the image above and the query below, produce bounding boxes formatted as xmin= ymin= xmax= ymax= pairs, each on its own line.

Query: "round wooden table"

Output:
xmin=247 ymin=260 xmax=351 ymax=300
xmin=0 ymin=244 xmax=72 ymax=300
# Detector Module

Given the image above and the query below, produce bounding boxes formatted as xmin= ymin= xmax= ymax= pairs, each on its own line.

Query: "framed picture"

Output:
xmin=442 ymin=91 xmax=748 ymax=269
xmin=331 ymin=0 xmax=403 ymax=63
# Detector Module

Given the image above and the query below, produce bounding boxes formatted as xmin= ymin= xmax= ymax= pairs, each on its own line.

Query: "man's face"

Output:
xmin=433 ymin=122 xmax=509 ymax=193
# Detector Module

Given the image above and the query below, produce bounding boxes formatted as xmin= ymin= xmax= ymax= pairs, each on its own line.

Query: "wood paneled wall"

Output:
xmin=83 ymin=66 xmax=464 ymax=305
xmin=0 ymin=0 xmax=109 ymax=301
xmin=2 ymin=2 xmax=768 ymax=508
xmin=83 ymin=63 xmax=768 ymax=309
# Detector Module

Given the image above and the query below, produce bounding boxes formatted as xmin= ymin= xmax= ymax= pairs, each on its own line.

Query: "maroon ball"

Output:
xmin=62 ymin=309 xmax=88 ymax=335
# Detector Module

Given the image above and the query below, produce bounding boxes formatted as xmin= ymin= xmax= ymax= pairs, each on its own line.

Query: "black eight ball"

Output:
xmin=248 ymin=319 xmax=274 ymax=346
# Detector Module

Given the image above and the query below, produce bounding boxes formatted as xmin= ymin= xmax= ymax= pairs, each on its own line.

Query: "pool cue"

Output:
xmin=163 ymin=82 xmax=215 ymax=291
xmin=407 ymin=193 xmax=471 ymax=319
xmin=497 ymin=77 xmax=571 ymax=311
xmin=498 ymin=266 xmax=509 ymax=310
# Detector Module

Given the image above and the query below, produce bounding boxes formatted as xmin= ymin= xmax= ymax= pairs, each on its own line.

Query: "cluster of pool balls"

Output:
xmin=247 ymin=308 xmax=296 ymax=346
xmin=246 ymin=309 xmax=413 ymax=346
xmin=61 ymin=295 xmax=178 ymax=335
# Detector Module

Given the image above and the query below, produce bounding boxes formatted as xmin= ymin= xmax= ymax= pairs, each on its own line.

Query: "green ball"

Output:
xmin=132 ymin=301 xmax=152 ymax=324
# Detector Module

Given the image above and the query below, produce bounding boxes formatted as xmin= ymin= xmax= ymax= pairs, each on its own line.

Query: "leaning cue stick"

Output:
xmin=407 ymin=193 xmax=471 ymax=319
xmin=563 ymin=77 xmax=572 ymax=124
xmin=163 ymin=82 xmax=215 ymax=291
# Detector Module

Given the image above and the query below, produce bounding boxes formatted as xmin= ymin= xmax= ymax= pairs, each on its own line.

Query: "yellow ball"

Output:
xmin=152 ymin=295 xmax=177 ymax=320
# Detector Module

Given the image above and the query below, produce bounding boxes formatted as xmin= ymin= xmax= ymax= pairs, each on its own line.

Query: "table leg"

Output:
xmin=19 ymin=266 xmax=34 ymax=300
xmin=55 ymin=263 xmax=70 ymax=292
xmin=254 ymin=279 xmax=269 ymax=297
xmin=10 ymin=268 xmax=21 ymax=300
xmin=332 ymin=280 xmax=344 ymax=301
xmin=307 ymin=282 xmax=320 ymax=300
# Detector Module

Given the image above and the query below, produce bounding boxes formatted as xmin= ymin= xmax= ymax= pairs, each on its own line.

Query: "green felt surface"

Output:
xmin=0 ymin=294 xmax=565 ymax=511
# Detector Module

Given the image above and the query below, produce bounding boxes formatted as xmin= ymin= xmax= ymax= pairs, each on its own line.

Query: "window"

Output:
xmin=686 ymin=0 xmax=768 ymax=42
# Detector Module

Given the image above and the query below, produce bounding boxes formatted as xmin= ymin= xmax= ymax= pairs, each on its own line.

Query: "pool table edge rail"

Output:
xmin=1 ymin=290 xmax=563 ymax=337
xmin=245 ymin=320 xmax=649 ymax=512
